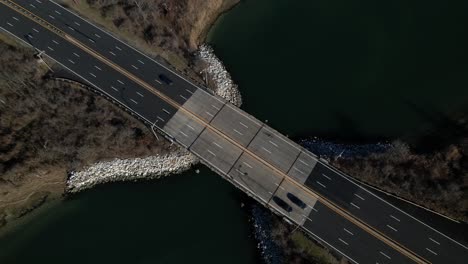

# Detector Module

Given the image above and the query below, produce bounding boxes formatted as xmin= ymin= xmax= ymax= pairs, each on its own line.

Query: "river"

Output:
xmin=2 ymin=0 xmax=468 ymax=263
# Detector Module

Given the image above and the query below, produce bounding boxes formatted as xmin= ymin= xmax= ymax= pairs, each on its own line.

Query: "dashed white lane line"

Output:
xmin=130 ymin=99 xmax=138 ymax=104
xmin=311 ymin=206 xmax=319 ymax=212
xmin=186 ymin=124 xmax=195 ymax=131
xmin=299 ymin=159 xmax=310 ymax=167
xmin=380 ymin=251 xmax=391 ymax=260
xmin=68 ymin=25 xmax=75 ymax=31
xmin=211 ymin=104 xmax=220 ymax=110
xmin=179 ymin=131 xmax=188 ymax=137
xmin=350 ymin=202 xmax=360 ymax=209
xmin=205 ymin=111 xmax=214 ymax=117
xmin=269 ymin=140 xmax=279 ymax=147
xmin=157 ymin=116 xmax=165 ymax=122
xmin=429 ymin=237 xmax=440 ymax=245
xmin=322 ymin=173 xmax=332 ymax=180
xmin=35 ymin=0 xmax=42 ymax=4
xmin=89 ymin=72 xmax=97 ymax=78
xmin=115 ymin=46 xmax=122 ymax=51
xmin=162 ymin=109 xmax=171 ymax=115
xmin=94 ymin=65 xmax=102 ymax=71
xmin=32 ymin=28 xmax=39 ymax=33
xmin=387 ymin=224 xmax=398 ymax=232
xmin=294 ymin=167 xmax=305 ymax=175
xmin=138 ymin=59 xmax=145 ymax=65
xmin=338 ymin=238 xmax=349 ymax=246
xmin=6 ymin=22 xmax=13 ymax=27
xmin=136 ymin=92 xmax=144 ymax=97
xmin=12 ymin=16 xmax=19 ymax=21
xmin=27 ymin=34 xmax=33 ymax=39
xmin=111 ymin=86 xmax=118 ymax=92
xmin=239 ymin=122 xmax=249 ymax=128
xmin=74 ymin=21 xmax=80 ymax=26
xmin=213 ymin=142 xmax=223 ymax=149
xmin=389 ymin=215 xmax=400 ymax=222
xmin=73 ymin=52 xmax=80 ymax=57
xmin=233 ymin=129 xmax=243 ymax=136
xmin=262 ymin=147 xmax=272 ymax=154
xmin=68 ymin=59 xmax=75 ymax=64
xmin=242 ymin=162 xmax=253 ymax=169
xmin=109 ymin=51 xmax=116 ymax=56
xmin=52 ymin=40 xmax=59 ymax=45
xmin=154 ymin=79 xmax=162 ymax=84
xmin=425 ymin=248 xmax=438 ymax=256
xmin=88 ymin=38 xmax=95 ymax=43
xmin=117 ymin=79 xmax=125 ymax=85
xmin=47 ymin=46 xmax=54 ymax=51
xmin=316 ymin=181 xmax=327 ymax=188
xmin=207 ymin=150 xmax=217 ymax=157
xmin=235 ymin=168 xmax=244 ymax=175
xmin=131 ymin=64 xmax=139 ymax=70
xmin=185 ymin=88 xmax=193 ymax=94
xmin=343 ymin=228 xmax=354 ymax=236
xmin=354 ymin=193 xmax=365 ymax=201
xmin=94 ymin=33 xmax=101 ymax=38
xmin=55 ymin=10 xmax=61 ymax=15
xmin=48 ymin=15 xmax=55 ymax=20
xmin=29 ymin=4 xmax=36 ymax=8
xmin=180 ymin=94 xmax=187 ymax=100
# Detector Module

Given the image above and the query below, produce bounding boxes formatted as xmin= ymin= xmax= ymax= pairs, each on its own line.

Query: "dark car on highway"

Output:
xmin=286 ymin=193 xmax=307 ymax=209
xmin=272 ymin=196 xmax=293 ymax=213
xmin=158 ymin=74 xmax=173 ymax=85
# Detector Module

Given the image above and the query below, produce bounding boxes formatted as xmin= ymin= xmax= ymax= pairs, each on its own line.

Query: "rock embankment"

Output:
xmin=67 ymin=150 xmax=197 ymax=193
xmin=198 ymin=44 xmax=242 ymax=107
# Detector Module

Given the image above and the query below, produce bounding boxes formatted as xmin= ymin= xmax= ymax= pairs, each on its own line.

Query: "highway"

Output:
xmin=0 ymin=1 xmax=467 ymax=263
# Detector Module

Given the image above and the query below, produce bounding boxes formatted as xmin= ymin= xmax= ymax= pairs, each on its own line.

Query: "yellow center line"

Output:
xmin=0 ymin=1 xmax=428 ymax=263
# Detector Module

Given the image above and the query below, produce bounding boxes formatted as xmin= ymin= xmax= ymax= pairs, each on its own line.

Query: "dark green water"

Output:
xmin=208 ymin=0 xmax=468 ymax=141
xmin=0 ymin=167 xmax=258 ymax=264
xmin=2 ymin=0 xmax=468 ymax=263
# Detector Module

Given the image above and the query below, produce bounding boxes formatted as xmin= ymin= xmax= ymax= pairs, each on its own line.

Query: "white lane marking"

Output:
xmin=12 ymin=17 xmax=19 ymax=21
xmin=213 ymin=142 xmax=223 ymax=149
xmin=338 ymin=238 xmax=349 ymax=246
xmin=35 ymin=0 xmax=42 ymax=3
xmin=136 ymin=92 xmax=144 ymax=97
xmin=242 ymin=162 xmax=253 ymax=169
xmin=186 ymin=124 xmax=195 ymax=131
xmin=233 ymin=129 xmax=243 ymax=136
xmin=111 ymin=86 xmax=118 ymax=92
xmin=94 ymin=33 xmax=101 ymax=38
xmin=239 ymin=122 xmax=249 ymax=128
xmin=27 ymin=34 xmax=33 ymax=39
xmin=205 ymin=111 xmax=214 ymax=117
xmin=68 ymin=59 xmax=75 ymax=64
xmin=117 ymin=79 xmax=125 ymax=85
xmin=426 ymin=248 xmax=438 ymax=256
xmin=316 ymin=181 xmax=326 ymax=188
xmin=89 ymin=72 xmax=97 ymax=78
xmin=88 ymin=38 xmax=95 ymax=43
xmin=162 ymin=108 xmax=171 ymax=115
xmin=157 ymin=116 xmax=165 ymax=122
xmin=429 ymin=237 xmax=441 ymax=245
xmin=207 ymin=150 xmax=217 ymax=157
xmin=47 ymin=46 xmax=54 ymax=51
xmin=322 ymin=173 xmax=332 ymax=180
xmin=68 ymin=26 xmax=75 ymax=31
xmin=185 ymin=88 xmax=193 ymax=94
xmin=6 ymin=22 xmax=13 ymax=27
xmin=154 ymin=79 xmax=162 ymax=84
xmin=235 ymin=168 xmax=245 ymax=175
xmin=299 ymin=159 xmax=310 ymax=167
xmin=73 ymin=52 xmax=80 ymax=57
xmin=311 ymin=206 xmax=319 ymax=212
xmin=74 ymin=21 xmax=80 ymax=26
xmin=131 ymin=64 xmax=139 ymax=70
xmin=262 ymin=147 xmax=272 ymax=154
xmin=379 ymin=251 xmax=391 ymax=260
xmin=52 ymin=40 xmax=59 ymax=45
xmin=109 ymin=51 xmax=116 ymax=56
xmin=138 ymin=59 xmax=145 ymax=65
xmin=115 ymin=46 xmax=122 ymax=51
xmin=179 ymin=131 xmax=188 ymax=137
xmin=29 ymin=4 xmax=36 ymax=8
xmin=294 ymin=167 xmax=305 ymax=175
xmin=179 ymin=94 xmax=188 ymax=100
xmin=350 ymin=202 xmax=360 ymax=209
xmin=130 ymin=99 xmax=138 ymax=104
xmin=390 ymin=215 xmax=401 ymax=222
xmin=343 ymin=228 xmax=354 ymax=236
xmin=211 ymin=104 xmax=220 ymax=110
xmin=94 ymin=65 xmax=102 ymax=71
xmin=269 ymin=140 xmax=279 ymax=147
xmin=49 ymin=15 xmax=55 ymax=20
xmin=354 ymin=193 xmax=365 ymax=201
xmin=387 ymin=224 xmax=398 ymax=232
xmin=55 ymin=10 xmax=61 ymax=15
